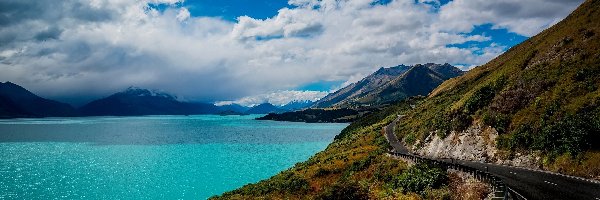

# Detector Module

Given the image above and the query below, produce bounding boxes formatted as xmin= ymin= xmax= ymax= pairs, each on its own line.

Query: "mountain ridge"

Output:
xmin=0 ymin=81 xmax=78 ymax=118
xmin=312 ymin=63 xmax=463 ymax=108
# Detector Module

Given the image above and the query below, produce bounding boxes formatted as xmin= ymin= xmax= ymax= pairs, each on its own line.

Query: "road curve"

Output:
xmin=383 ymin=115 xmax=410 ymax=154
xmin=384 ymin=116 xmax=600 ymax=200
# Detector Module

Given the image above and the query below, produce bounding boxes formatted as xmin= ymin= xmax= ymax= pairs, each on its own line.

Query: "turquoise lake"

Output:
xmin=0 ymin=115 xmax=347 ymax=199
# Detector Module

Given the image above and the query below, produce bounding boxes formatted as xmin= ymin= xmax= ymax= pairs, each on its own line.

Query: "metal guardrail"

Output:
xmin=389 ymin=151 xmax=509 ymax=200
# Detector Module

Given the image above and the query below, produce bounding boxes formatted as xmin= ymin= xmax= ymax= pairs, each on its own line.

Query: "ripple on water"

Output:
xmin=0 ymin=115 xmax=347 ymax=199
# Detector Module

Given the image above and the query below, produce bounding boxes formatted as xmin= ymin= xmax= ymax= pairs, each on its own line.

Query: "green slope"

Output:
xmin=398 ymin=0 xmax=600 ymax=178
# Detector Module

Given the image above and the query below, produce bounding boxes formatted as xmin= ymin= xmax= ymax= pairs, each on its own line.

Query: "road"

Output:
xmin=383 ymin=116 xmax=600 ymax=200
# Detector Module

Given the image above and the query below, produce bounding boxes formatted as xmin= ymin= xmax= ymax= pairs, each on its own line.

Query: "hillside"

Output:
xmin=0 ymin=82 xmax=78 ymax=118
xmin=214 ymin=97 xmax=481 ymax=199
xmin=312 ymin=63 xmax=463 ymax=108
xmin=79 ymin=87 xmax=220 ymax=116
xmin=396 ymin=0 xmax=600 ymax=179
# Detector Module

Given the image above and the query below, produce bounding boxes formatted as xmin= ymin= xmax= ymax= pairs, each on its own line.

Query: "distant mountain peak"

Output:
xmin=312 ymin=63 xmax=463 ymax=108
xmin=280 ymin=100 xmax=314 ymax=111
xmin=119 ymin=87 xmax=176 ymax=100
xmin=245 ymin=102 xmax=287 ymax=114
xmin=373 ymin=64 xmax=410 ymax=76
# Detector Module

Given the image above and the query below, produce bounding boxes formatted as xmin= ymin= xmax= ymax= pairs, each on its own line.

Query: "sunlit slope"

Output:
xmin=399 ymin=0 xmax=600 ymax=177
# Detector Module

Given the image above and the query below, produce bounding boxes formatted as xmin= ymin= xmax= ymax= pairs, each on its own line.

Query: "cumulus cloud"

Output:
xmin=0 ymin=0 xmax=584 ymax=105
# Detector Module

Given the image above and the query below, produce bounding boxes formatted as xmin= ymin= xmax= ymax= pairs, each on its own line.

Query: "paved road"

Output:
xmin=383 ymin=115 xmax=410 ymax=154
xmin=384 ymin=116 xmax=600 ymax=200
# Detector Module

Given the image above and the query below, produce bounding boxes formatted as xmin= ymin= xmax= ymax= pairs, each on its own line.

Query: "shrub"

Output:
xmin=224 ymin=171 xmax=310 ymax=196
xmin=392 ymin=163 xmax=448 ymax=195
xmin=405 ymin=133 xmax=417 ymax=145
xmin=500 ymin=105 xmax=600 ymax=156
xmin=464 ymin=85 xmax=496 ymax=114
xmin=482 ymin=111 xmax=510 ymax=134
xmin=316 ymin=181 xmax=369 ymax=200
xmin=432 ymin=110 xmax=472 ymax=137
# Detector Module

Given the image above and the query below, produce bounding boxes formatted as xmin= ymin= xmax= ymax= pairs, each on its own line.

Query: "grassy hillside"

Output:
xmin=212 ymin=97 xmax=471 ymax=199
xmin=397 ymin=0 xmax=600 ymax=178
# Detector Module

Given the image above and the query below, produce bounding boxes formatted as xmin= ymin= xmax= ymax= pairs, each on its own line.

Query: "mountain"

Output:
xmin=279 ymin=100 xmax=314 ymax=111
xmin=0 ymin=81 xmax=78 ymax=118
xmin=217 ymin=103 xmax=250 ymax=113
xmin=79 ymin=87 xmax=219 ymax=116
xmin=312 ymin=63 xmax=463 ymax=108
xmin=396 ymin=0 xmax=600 ymax=179
xmin=245 ymin=103 xmax=287 ymax=114
xmin=215 ymin=103 xmax=250 ymax=115
xmin=311 ymin=64 xmax=411 ymax=108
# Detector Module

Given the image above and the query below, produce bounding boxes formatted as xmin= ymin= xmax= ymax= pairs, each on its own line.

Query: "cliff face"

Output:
xmin=414 ymin=122 xmax=542 ymax=169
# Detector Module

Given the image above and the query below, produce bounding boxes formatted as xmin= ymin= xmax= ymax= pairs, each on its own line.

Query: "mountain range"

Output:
xmin=0 ymin=84 xmax=314 ymax=118
xmin=78 ymin=87 xmax=221 ymax=116
xmin=312 ymin=63 xmax=464 ymax=108
xmin=0 ymin=82 xmax=78 ymax=118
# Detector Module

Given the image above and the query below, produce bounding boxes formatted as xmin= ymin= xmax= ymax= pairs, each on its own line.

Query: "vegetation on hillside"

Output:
xmin=212 ymin=98 xmax=459 ymax=199
xmin=396 ymin=0 xmax=600 ymax=179
xmin=256 ymin=108 xmax=361 ymax=123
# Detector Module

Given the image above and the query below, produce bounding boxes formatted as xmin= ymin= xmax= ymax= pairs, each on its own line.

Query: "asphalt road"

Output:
xmin=383 ymin=116 xmax=600 ymax=200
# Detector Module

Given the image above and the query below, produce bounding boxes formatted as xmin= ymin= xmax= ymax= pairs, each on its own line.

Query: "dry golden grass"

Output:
xmin=448 ymin=172 xmax=491 ymax=200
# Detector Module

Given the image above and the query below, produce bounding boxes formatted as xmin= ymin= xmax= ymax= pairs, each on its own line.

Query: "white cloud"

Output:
xmin=176 ymin=7 xmax=190 ymax=22
xmin=216 ymin=90 xmax=328 ymax=107
xmin=0 ymin=0 xmax=584 ymax=105
xmin=438 ymin=0 xmax=584 ymax=36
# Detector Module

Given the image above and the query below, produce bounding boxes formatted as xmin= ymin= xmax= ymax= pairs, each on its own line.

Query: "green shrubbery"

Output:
xmin=498 ymin=104 xmax=600 ymax=157
xmin=391 ymin=163 xmax=448 ymax=195
xmin=464 ymin=85 xmax=496 ymax=114
xmin=316 ymin=181 xmax=369 ymax=200
xmin=216 ymin=170 xmax=309 ymax=197
xmin=482 ymin=111 xmax=510 ymax=134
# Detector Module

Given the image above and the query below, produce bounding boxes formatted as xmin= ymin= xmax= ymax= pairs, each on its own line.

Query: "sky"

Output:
xmin=0 ymin=0 xmax=584 ymax=106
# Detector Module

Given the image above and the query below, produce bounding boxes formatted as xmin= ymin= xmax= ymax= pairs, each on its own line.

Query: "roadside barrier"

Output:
xmin=388 ymin=151 xmax=510 ymax=200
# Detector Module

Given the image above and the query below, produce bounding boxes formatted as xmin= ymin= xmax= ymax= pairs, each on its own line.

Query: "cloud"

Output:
xmin=176 ymin=7 xmax=190 ymax=22
xmin=232 ymin=8 xmax=324 ymax=40
xmin=438 ymin=0 xmax=584 ymax=36
xmin=0 ymin=0 xmax=584 ymax=105
xmin=215 ymin=90 xmax=328 ymax=107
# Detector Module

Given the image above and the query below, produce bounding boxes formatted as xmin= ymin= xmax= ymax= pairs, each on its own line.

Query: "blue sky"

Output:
xmin=0 ymin=0 xmax=584 ymax=105
xmin=185 ymin=0 xmax=292 ymax=20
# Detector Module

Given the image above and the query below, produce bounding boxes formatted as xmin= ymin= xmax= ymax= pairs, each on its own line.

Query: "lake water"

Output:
xmin=0 ymin=115 xmax=347 ymax=199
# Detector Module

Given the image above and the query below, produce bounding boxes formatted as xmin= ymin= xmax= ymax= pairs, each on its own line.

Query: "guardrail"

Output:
xmin=389 ymin=151 xmax=509 ymax=200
